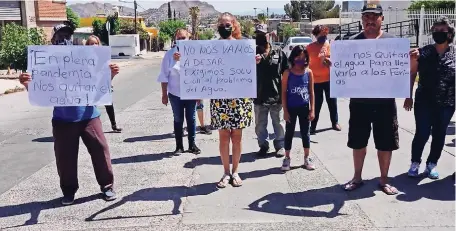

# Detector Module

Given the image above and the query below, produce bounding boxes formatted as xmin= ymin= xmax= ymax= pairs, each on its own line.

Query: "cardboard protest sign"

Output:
xmin=330 ymin=38 xmax=411 ymax=98
xmin=27 ymin=45 xmax=112 ymax=106
xmin=179 ymin=40 xmax=257 ymax=99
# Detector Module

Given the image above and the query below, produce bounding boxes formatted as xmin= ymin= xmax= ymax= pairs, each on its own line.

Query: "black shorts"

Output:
xmin=347 ymin=101 xmax=399 ymax=151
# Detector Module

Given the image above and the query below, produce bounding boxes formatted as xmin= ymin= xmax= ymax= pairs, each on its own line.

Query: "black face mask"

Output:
xmin=218 ymin=25 xmax=232 ymax=39
xmin=255 ymin=34 xmax=267 ymax=46
xmin=432 ymin=32 xmax=449 ymax=44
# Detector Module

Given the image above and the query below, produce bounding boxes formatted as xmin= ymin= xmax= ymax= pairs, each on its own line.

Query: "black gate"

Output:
xmin=337 ymin=21 xmax=362 ymax=40
xmin=384 ymin=19 xmax=419 ymax=47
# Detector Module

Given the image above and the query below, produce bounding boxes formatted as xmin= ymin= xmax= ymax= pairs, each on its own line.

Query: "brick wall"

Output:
xmin=35 ymin=0 xmax=67 ymax=21
xmin=35 ymin=0 xmax=68 ymax=42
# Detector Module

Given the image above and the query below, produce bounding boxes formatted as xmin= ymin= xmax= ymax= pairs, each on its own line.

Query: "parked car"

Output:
xmin=282 ymin=36 xmax=313 ymax=57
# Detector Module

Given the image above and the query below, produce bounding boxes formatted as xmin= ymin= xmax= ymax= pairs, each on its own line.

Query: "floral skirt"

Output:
xmin=210 ymin=98 xmax=253 ymax=130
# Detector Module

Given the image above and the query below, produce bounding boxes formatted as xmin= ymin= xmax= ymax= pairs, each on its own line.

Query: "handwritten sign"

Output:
xmin=330 ymin=38 xmax=410 ymax=98
xmin=179 ymin=40 xmax=257 ymax=99
xmin=27 ymin=45 xmax=112 ymax=106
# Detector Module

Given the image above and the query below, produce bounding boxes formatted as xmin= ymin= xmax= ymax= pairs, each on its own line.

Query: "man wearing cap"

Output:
xmin=19 ymin=22 xmax=120 ymax=205
xmin=254 ymin=24 xmax=288 ymax=157
xmin=343 ymin=4 xmax=418 ymax=195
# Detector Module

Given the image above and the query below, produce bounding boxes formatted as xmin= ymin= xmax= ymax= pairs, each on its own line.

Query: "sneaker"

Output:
xmin=423 ymin=163 xmax=439 ymax=179
xmin=199 ymin=126 xmax=213 ymax=135
xmin=61 ymin=195 xmax=75 ymax=206
xmin=332 ymin=123 xmax=342 ymax=131
xmin=111 ymin=124 xmax=123 ymax=133
xmin=303 ymin=157 xmax=316 ymax=170
xmin=407 ymin=162 xmax=420 ymax=177
xmin=173 ymin=146 xmax=185 ymax=155
xmin=188 ymin=145 xmax=201 ymax=154
xmin=102 ymin=188 xmax=117 ymax=201
xmin=281 ymin=157 xmax=291 ymax=171
xmin=257 ymin=145 xmax=269 ymax=157
xmin=276 ymin=148 xmax=285 ymax=157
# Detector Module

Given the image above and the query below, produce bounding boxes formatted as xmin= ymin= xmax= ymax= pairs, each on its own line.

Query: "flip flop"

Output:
xmin=217 ymin=174 xmax=231 ymax=189
xmin=343 ymin=180 xmax=364 ymax=191
xmin=379 ymin=184 xmax=399 ymax=195
xmin=231 ymin=173 xmax=243 ymax=187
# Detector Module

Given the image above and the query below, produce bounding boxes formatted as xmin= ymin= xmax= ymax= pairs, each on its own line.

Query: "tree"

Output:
xmin=284 ymin=1 xmax=301 ymax=22
xmin=270 ymin=13 xmax=276 ymax=19
xmin=280 ymin=23 xmax=297 ymax=40
xmin=119 ymin=19 xmax=149 ymax=40
xmin=239 ymin=19 xmax=255 ymax=38
xmin=300 ymin=0 xmax=337 ymax=21
xmin=199 ymin=29 xmax=214 ymax=40
xmin=189 ymin=6 xmax=200 ymax=39
xmin=257 ymin=13 xmax=267 ymax=23
xmin=92 ymin=15 xmax=120 ymax=45
xmin=409 ymin=0 xmax=455 ymax=10
xmin=0 ymin=23 xmax=47 ymax=72
xmin=158 ymin=20 xmax=186 ymax=42
xmin=168 ymin=2 xmax=172 ymax=20
xmin=92 ymin=19 xmax=106 ymax=43
xmin=66 ymin=7 xmax=80 ymax=29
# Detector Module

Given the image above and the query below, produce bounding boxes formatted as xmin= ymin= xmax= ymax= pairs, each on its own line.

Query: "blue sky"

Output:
xmin=67 ymin=0 xmax=348 ymax=15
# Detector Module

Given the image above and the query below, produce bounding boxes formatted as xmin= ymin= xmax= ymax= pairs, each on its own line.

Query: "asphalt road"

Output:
xmin=0 ymin=58 xmax=161 ymax=195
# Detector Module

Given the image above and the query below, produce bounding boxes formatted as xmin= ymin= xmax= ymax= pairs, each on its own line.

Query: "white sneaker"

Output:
xmin=281 ymin=157 xmax=291 ymax=171
xmin=303 ymin=157 xmax=316 ymax=170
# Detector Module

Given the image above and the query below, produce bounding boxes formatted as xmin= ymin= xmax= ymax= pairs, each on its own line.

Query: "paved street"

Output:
xmin=0 ymin=57 xmax=454 ymax=231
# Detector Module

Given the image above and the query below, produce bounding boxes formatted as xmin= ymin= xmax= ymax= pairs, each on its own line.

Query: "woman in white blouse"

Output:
xmin=157 ymin=29 xmax=200 ymax=155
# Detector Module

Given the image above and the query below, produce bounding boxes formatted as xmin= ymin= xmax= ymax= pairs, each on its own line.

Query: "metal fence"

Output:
xmin=340 ymin=8 xmax=456 ymax=46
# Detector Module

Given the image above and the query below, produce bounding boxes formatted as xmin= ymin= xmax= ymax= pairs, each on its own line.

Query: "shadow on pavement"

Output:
xmin=111 ymin=152 xmax=175 ymax=164
xmin=32 ymin=136 xmax=54 ymax=143
xmin=124 ymin=133 xmax=174 ymax=142
xmin=0 ymin=194 xmax=100 ymax=229
xmin=183 ymin=152 xmax=273 ymax=169
xmin=247 ymin=174 xmax=455 ymax=218
xmin=395 ymin=173 xmax=455 ymax=202
xmin=85 ymin=182 xmax=218 ymax=221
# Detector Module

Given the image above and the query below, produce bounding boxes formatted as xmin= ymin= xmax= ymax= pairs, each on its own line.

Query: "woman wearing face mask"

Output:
xmin=307 ymin=25 xmax=341 ymax=135
xmin=280 ymin=45 xmax=315 ymax=171
xmin=404 ymin=16 xmax=455 ymax=179
xmin=158 ymin=28 xmax=201 ymax=155
xmin=211 ymin=12 xmax=253 ymax=188
xmin=86 ymin=35 xmax=122 ymax=133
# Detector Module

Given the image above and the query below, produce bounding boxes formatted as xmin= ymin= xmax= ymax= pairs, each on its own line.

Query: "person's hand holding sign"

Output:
xmin=19 ymin=73 xmax=32 ymax=90
xmin=255 ymin=54 xmax=261 ymax=64
xmin=404 ymin=48 xmax=420 ymax=111
xmin=109 ymin=64 xmax=120 ymax=79
xmin=173 ymin=52 xmax=181 ymax=61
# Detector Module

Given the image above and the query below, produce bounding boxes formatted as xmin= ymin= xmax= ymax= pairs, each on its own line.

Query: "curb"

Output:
xmin=0 ymin=86 xmax=25 ymax=96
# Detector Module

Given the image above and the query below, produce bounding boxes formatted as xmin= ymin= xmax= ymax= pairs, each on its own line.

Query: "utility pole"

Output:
xmin=134 ymin=0 xmax=137 ymax=34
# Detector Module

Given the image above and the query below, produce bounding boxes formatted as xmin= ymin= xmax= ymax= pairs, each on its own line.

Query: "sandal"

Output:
xmin=379 ymin=184 xmax=398 ymax=195
xmin=343 ymin=180 xmax=364 ymax=191
xmin=217 ymin=174 xmax=231 ymax=188
xmin=231 ymin=173 xmax=243 ymax=187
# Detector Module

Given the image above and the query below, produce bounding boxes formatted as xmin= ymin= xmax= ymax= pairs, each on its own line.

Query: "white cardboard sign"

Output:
xmin=179 ymin=40 xmax=257 ymax=99
xmin=27 ymin=45 xmax=112 ymax=106
xmin=330 ymin=38 xmax=411 ymax=98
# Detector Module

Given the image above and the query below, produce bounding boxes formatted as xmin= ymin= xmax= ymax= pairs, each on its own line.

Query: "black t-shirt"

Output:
xmin=349 ymin=31 xmax=396 ymax=104
xmin=416 ymin=44 xmax=455 ymax=107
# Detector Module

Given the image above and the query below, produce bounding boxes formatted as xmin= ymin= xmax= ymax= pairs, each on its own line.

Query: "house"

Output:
xmin=0 ymin=0 xmax=67 ymax=41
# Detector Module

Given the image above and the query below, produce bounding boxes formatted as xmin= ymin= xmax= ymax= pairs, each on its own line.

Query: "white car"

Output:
xmin=282 ymin=36 xmax=313 ymax=57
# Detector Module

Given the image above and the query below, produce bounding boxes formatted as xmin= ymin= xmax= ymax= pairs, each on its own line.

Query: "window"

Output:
xmin=291 ymin=37 xmax=312 ymax=43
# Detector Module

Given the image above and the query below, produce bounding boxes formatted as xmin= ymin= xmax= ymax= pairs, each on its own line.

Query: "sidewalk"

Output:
xmin=0 ymin=91 xmax=454 ymax=230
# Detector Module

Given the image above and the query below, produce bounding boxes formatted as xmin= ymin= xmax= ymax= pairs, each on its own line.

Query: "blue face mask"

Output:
xmin=294 ymin=59 xmax=307 ymax=66
xmin=317 ymin=36 xmax=327 ymax=44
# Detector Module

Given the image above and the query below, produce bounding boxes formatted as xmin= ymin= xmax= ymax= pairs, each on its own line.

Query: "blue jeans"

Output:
xmin=254 ymin=104 xmax=285 ymax=150
xmin=411 ymin=102 xmax=455 ymax=165
xmin=311 ymin=81 xmax=339 ymax=130
xmin=168 ymin=93 xmax=197 ymax=147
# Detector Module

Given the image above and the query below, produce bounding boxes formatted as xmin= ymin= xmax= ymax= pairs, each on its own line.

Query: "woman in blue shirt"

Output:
xmin=281 ymin=45 xmax=316 ymax=171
